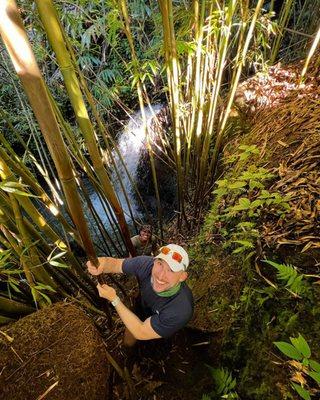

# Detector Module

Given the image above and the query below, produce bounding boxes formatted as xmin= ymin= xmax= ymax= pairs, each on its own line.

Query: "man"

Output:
xmin=130 ymin=224 xmax=157 ymax=256
xmin=87 ymin=244 xmax=193 ymax=346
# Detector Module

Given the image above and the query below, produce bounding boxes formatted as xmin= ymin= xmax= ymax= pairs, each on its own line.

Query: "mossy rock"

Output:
xmin=0 ymin=302 xmax=110 ymax=400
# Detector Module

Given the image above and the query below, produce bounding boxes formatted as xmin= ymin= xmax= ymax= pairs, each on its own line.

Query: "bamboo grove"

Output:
xmin=0 ymin=0 xmax=319 ymax=319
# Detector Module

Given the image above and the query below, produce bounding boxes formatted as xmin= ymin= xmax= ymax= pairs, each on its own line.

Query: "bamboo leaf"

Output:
xmin=49 ymin=251 xmax=67 ymax=261
xmin=0 ymin=182 xmax=37 ymax=197
xmin=48 ymin=260 xmax=69 ymax=269
xmin=39 ymin=291 xmax=52 ymax=305
xmin=8 ymin=281 xmax=22 ymax=293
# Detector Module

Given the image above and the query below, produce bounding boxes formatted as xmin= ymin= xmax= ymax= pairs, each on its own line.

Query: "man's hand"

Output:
xmin=97 ymin=283 xmax=117 ymax=302
xmin=86 ymin=260 xmax=105 ymax=276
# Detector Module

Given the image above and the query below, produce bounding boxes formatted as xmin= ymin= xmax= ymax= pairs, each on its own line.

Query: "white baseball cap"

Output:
xmin=155 ymin=244 xmax=189 ymax=272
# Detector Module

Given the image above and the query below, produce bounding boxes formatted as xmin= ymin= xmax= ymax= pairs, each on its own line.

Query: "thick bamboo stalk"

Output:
xmin=0 ymin=295 xmax=35 ymax=316
xmin=35 ymin=0 xmax=135 ymax=256
xmin=0 ymin=0 xmax=98 ymax=266
xmin=61 ymin=29 xmax=152 ymax=228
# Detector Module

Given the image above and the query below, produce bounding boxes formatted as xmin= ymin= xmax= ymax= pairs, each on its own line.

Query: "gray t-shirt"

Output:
xmin=130 ymin=235 xmax=156 ymax=256
xmin=123 ymin=256 xmax=194 ymax=338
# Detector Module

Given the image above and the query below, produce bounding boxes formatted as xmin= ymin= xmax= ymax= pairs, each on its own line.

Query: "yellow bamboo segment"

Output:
xmin=35 ymin=0 xmax=135 ymax=256
xmin=210 ymin=0 xmax=265 ymax=176
xmin=300 ymin=25 xmax=320 ymax=82
xmin=0 ymin=0 xmax=98 ymax=265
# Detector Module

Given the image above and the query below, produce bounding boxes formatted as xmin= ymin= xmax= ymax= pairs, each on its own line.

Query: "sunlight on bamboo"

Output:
xmin=300 ymin=25 xmax=320 ymax=83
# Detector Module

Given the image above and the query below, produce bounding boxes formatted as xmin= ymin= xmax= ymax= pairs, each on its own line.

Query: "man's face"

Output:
xmin=151 ymin=258 xmax=187 ymax=292
xmin=139 ymin=229 xmax=151 ymax=243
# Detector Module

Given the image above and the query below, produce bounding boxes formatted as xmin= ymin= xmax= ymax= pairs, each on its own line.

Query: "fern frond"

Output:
xmin=263 ymin=260 xmax=306 ymax=295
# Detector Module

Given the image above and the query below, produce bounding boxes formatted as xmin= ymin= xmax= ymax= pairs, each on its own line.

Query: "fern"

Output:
xmin=263 ymin=260 xmax=306 ymax=295
xmin=206 ymin=365 xmax=238 ymax=398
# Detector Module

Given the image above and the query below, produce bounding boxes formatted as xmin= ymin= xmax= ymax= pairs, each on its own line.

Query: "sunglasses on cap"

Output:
xmin=160 ymin=246 xmax=185 ymax=269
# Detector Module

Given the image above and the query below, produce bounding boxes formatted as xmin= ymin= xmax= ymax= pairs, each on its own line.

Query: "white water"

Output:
xmin=90 ymin=104 xmax=164 ymax=223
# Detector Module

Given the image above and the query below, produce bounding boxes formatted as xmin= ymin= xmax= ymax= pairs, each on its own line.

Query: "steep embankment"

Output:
xmin=191 ymin=58 xmax=320 ymax=399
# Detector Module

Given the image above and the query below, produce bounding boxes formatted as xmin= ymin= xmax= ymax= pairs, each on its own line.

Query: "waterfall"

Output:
xmin=89 ymin=104 xmax=163 ymax=224
xmin=111 ymin=104 xmax=164 ymax=217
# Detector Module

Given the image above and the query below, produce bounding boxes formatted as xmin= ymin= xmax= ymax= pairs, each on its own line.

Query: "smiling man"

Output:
xmin=87 ymin=244 xmax=194 ymax=346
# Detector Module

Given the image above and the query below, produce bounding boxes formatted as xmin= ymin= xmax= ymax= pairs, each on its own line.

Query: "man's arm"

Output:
xmin=87 ymin=257 xmax=124 ymax=275
xmin=97 ymin=283 xmax=161 ymax=340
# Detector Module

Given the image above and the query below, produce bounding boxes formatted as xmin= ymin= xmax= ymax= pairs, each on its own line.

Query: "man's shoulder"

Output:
xmin=174 ymin=285 xmax=193 ymax=314
xmin=122 ymin=256 xmax=154 ymax=278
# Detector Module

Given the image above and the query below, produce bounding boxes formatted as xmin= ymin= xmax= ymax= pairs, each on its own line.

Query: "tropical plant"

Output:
xmin=203 ymin=145 xmax=291 ymax=255
xmin=274 ymin=334 xmax=320 ymax=400
xmin=0 ymin=0 xmax=131 ymax=318
xmin=203 ymin=365 xmax=239 ymax=399
xmin=263 ymin=260 xmax=308 ymax=296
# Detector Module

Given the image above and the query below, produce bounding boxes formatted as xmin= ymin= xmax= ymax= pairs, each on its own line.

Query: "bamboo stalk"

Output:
xmin=209 ymin=0 xmax=265 ymax=178
xmin=159 ymin=0 xmax=186 ymax=228
xmin=61 ymin=30 xmax=152 ymax=229
xmin=300 ymin=24 xmax=320 ymax=82
xmin=195 ymin=0 xmax=237 ymax=207
xmin=0 ymin=0 xmax=98 ymax=265
xmin=0 ymin=1 xmax=116 ymax=322
xmin=270 ymin=0 xmax=294 ymax=64
xmin=35 ymin=0 xmax=136 ymax=256
xmin=0 ymin=295 xmax=35 ymax=316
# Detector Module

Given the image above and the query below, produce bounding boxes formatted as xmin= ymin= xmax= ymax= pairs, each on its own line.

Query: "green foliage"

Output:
xmin=263 ymin=259 xmax=308 ymax=296
xmin=203 ymin=366 xmax=239 ymax=399
xmin=31 ymin=283 xmax=56 ymax=306
xmin=274 ymin=334 xmax=320 ymax=400
xmin=0 ymin=249 xmax=23 ymax=297
xmin=47 ymin=249 xmax=69 ymax=269
xmin=204 ymin=145 xmax=291 ymax=256
xmin=226 ymin=144 xmax=260 ymax=164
